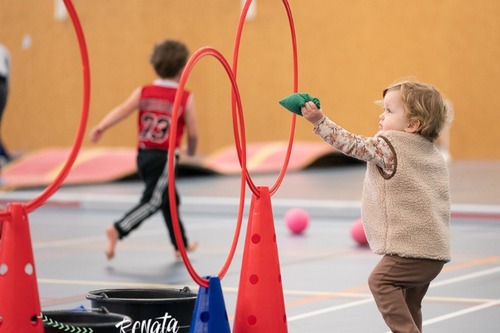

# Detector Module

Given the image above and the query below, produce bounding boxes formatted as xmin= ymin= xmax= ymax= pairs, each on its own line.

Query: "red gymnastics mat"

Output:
xmin=1 ymin=147 xmax=137 ymax=190
xmin=179 ymin=141 xmax=353 ymax=176
xmin=0 ymin=142 xmax=353 ymax=189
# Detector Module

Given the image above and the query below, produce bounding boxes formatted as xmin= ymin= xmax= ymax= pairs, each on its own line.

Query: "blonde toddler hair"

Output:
xmin=382 ymin=80 xmax=453 ymax=142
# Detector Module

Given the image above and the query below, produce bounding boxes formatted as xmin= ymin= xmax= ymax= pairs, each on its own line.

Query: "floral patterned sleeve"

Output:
xmin=313 ymin=116 xmax=395 ymax=174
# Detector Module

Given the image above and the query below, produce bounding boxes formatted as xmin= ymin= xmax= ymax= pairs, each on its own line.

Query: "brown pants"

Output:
xmin=368 ymin=255 xmax=445 ymax=333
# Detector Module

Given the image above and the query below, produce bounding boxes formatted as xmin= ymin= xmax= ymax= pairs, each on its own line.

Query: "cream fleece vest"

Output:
xmin=361 ymin=130 xmax=451 ymax=262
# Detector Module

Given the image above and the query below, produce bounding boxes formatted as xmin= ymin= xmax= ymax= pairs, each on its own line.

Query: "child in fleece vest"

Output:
xmin=301 ymin=79 xmax=453 ymax=333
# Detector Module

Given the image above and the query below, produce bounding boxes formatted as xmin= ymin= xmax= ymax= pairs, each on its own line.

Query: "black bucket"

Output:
xmin=86 ymin=287 xmax=197 ymax=333
xmin=42 ymin=307 xmax=130 ymax=333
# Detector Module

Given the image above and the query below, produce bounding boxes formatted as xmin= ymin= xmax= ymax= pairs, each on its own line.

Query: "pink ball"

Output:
xmin=284 ymin=208 xmax=310 ymax=234
xmin=351 ymin=218 xmax=368 ymax=245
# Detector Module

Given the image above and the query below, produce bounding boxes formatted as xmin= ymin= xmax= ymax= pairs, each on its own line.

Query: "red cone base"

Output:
xmin=0 ymin=203 xmax=43 ymax=333
xmin=233 ymin=186 xmax=288 ymax=333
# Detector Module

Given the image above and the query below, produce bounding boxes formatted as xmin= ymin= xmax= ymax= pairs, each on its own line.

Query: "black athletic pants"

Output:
xmin=114 ymin=149 xmax=189 ymax=250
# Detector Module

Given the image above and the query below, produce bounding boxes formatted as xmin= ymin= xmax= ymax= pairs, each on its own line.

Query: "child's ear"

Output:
xmin=405 ymin=119 xmax=421 ymax=133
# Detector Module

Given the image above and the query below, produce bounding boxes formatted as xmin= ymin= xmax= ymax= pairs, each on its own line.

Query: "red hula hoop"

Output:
xmin=166 ymin=0 xmax=299 ymax=288
xmin=232 ymin=0 xmax=299 ymax=197
xmin=167 ymin=47 xmax=247 ymax=288
xmin=0 ymin=0 xmax=90 ymax=219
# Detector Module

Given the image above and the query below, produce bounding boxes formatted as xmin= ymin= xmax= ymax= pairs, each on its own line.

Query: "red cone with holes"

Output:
xmin=0 ymin=203 xmax=44 ymax=333
xmin=233 ymin=186 xmax=288 ymax=333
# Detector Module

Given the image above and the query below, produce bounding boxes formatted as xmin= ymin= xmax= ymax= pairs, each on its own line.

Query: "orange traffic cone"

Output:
xmin=0 ymin=203 xmax=43 ymax=333
xmin=233 ymin=186 xmax=288 ymax=333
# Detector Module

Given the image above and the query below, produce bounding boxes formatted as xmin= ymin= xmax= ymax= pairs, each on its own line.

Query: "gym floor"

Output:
xmin=1 ymin=160 xmax=499 ymax=332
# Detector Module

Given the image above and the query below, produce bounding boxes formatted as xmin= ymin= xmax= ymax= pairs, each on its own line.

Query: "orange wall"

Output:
xmin=1 ymin=0 xmax=499 ymax=159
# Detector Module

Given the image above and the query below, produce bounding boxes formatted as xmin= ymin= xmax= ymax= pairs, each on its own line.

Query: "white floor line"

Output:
xmin=38 ymin=278 xmax=195 ymax=290
xmin=287 ymin=298 xmax=374 ymax=322
xmin=282 ymin=289 xmax=493 ymax=305
xmin=287 ymin=266 xmax=500 ymax=323
xmin=3 ymin=191 xmax=500 ymax=214
xmin=429 ymin=266 xmax=500 ymax=289
xmin=382 ymin=299 xmax=500 ymax=333
xmin=422 ymin=299 xmax=500 ymax=326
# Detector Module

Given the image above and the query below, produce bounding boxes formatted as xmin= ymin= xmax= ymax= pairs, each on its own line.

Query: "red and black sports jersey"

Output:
xmin=137 ymin=84 xmax=190 ymax=150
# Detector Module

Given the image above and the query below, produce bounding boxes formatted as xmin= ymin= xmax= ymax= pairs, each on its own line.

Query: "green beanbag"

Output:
xmin=279 ymin=93 xmax=321 ymax=116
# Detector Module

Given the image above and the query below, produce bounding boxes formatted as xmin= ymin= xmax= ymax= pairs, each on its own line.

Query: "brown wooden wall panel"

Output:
xmin=1 ymin=0 xmax=499 ymax=159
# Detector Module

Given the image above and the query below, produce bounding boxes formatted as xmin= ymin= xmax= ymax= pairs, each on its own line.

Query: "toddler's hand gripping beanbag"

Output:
xmin=279 ymin=93 xmax=321 ymax=116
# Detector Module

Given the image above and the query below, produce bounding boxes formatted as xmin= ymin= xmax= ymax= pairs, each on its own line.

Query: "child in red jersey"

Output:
xmin=90 ymin=40 xmax=198 ymax=260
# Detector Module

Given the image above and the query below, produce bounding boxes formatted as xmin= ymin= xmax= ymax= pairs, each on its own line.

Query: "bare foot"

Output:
xmin=175 ymin=241 xmax=199 ymax=258
xmin=105 ymin=226 xmax=119 ymax=260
